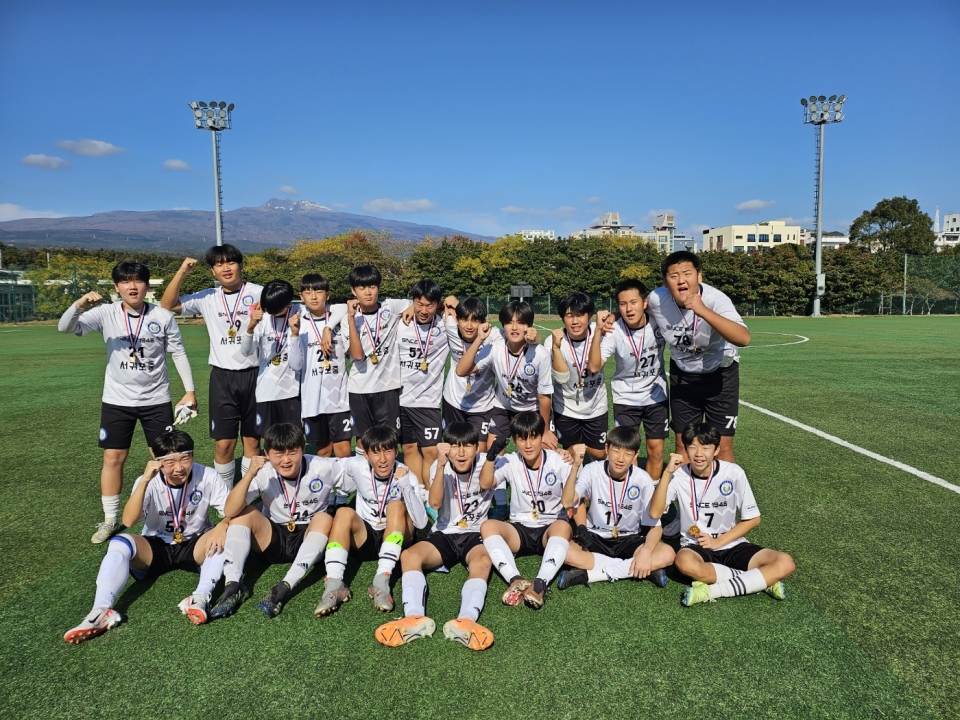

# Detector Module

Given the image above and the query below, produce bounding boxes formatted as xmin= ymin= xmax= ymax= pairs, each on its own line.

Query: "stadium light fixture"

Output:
xmin=187 ymin=99 xmax=234 ymax=246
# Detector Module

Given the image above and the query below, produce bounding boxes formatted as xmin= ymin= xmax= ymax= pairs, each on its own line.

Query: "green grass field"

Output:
xmin=1 ymin=316 xmax=958 ymax=719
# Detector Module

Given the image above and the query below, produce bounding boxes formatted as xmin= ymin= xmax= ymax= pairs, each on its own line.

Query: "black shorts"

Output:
xmin=583 ymin=529 xmax=648 ymax=558
xmin=255 ymin=397 xmax=303 ymax=437
xmin=261 ymin=520 xmax=308 ymax=564
xmin=487 ymin=407 xmax=518 ymax=439
xmin=304 ymin=411 xmax=353 ymax=446
xmin=98 ymin=402 xmax=174 ymax=450
xmin=350 ymin=389 xmax=401 ymax=442
xmin=613 ymin=401 xmax=670 ymax=440
xmin=553 ymin=412 xmax=608 ymax=450
xmin=669 ymin=360 xmax=740 ymax=437
xmin=682 ymin=541 xmax=763 ymax=571
xmin=399 ymin=406 xmax=442 ymax=447
xmin=425 ymin=531 xmax=483 ymax=570
xmin=442 ymin=401 xmax=491 ymax=443
xmin=511 ymin=523 xmax=548 ymax=557
xmin=138 ymin=534 xmax=201 ymax=577
xmin=355 ymin=519 xmax=387 ymax=562
xmin=209 ymin=366 xmax=259 ymax=440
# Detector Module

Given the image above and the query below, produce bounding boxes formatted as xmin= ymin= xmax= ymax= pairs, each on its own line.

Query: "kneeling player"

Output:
xmin=375 ymin=422 xmax=495 ymax=650
xmin=479 ymin=411 xmax=584 ymax=609
xmin=64 ymin=430 xmax=230 ymax=642
xmin=210 ymin=423 xmax=348 ymax=619
xmin=315 ymin=426 xmax=428 ymax=616
xmin=650 ymin=422 xmax=795 ymax=606
xmin=557 ymin=426 xmax=675 ymax=590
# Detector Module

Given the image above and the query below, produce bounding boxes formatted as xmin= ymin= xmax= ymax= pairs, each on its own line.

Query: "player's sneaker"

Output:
xmin=557 ymin=568 xmax=588 ymax=590
xmin=375 ymin=615 xmax=436 ymax=647
xmin=91 ymin=520 xmax=120 ymax=544
xmin=63 ymin=608 xmax=122 ymax=644
xmin=209 ymin=580 xmax=249 ymax=620
xmin=315 ymin=578 xmax=352 ymax=617
xmin=523 ymin=578 xmax=548 ymax=609
xmin=681 ymin=581 xmax=714 ymax=607
xmin=649 ymin=568 xmax=668 ymax=588
xmin=765 ymin=580 xmax=786 ymax=601
xmin=368 ymin=573 xmax=394 ymax=612
xmin=443 ymin=618 xmax=494 ymax=651
xmin=501 ymin=577 xmax=530 ymax=606
xmin=258 ymin=581 xmax=293 ymax=618
xmin=178 ymin=594 xmax=210 ymax=625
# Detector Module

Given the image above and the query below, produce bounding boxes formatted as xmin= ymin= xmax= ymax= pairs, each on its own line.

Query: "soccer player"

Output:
xmin=314 ymin=425 xmax=429 ymax=616
xmin=59 ymin=261 xmax=197 ymax=543
xmin=645 ymin=251 xmax=751 ymax=463
xmin=556 ymin=426 xmax=675 ymax=589
xmin=649 ymin=422 xmax=795 ymax=606
xmin=161 ymin=245 xmax=263 ymax=487
xmin=209 ymin=423 xmax=349 ymax=619
xmin=479 ymin=411 xmax=583 ymax=609
xmin=374 ymin=422 xmax=495 ymax=651
xmin=63 ymin=430 xmax=230 ymax=642
xmin=546 ymin=292 xmax=608 ymax=462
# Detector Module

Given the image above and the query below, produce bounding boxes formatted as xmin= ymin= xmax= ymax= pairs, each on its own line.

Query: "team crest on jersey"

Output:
xmin=523 ymin=363 xmax=536 ymax=376
xmin=388 ymin=485 xmax=401 ymax=500
xmin=381 ymin=308 xmax=392 ymax=322
xmin=242 ymin=295 xmax=255 ymax=306
xmin=627 ymin=485 xmax=641 ymax=500
xmin=719 ymin=480 xmax=734 ymax=496
xmin=309 ymin=479 xmax=324 ymax=493
xmin=189 ymin=490 xmax=203 ymax=505
xmin=147 ymin=321 xmax=162 ymax=335
xmin=99 ymin=428 xmax=107 ymax=441
xmin=431 ymin=325 xmax=442 ymax=337
xmin=654 ymin=326 xmax=663 ymax=339
xmin=544 ymin=472 xmax=558 ymax=487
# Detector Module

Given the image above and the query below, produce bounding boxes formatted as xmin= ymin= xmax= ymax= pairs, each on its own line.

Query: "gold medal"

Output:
xmin=611 ymin=526 xmax=619 ymax=539
xmin=576 ymin=381 xmax=584 ymax=389
xmin=287 ymin=520 xmax=296 ymax=532
xmin=323 ymin=359 xmax=331 ymax=371
xmin=420 ymin=360 xmax=428 ymax=372
xmin=173 ymin=530 xmax=183 ymax=544
xmin=369 ymin=353 xmax=379 ymax=364
xmin=271 ymin=355 xmax=281 ymax=366
xmin=228 ymin=327 xmax=237 ymax=338
xmin=465 ymin=382 xmax=472 ymax=393
xmin=506 ymin=385 xmax=513 ymax=397
xmin=457 ymin=518 xmax=468 ymax=529
xmin=531 ymin=509 xmax=538 ymax=520
xmin=689 ymin=525 xmax=701 ymax=538
xmin=129 ymin=353 xmax=138 ymax=363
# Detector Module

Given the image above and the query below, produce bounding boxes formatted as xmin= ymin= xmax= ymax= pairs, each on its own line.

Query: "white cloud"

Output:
xmin=163 ymin=159 xmax=191 ymax=171
xmin=0 ymin=203 xmax=66 ymax=221
xmin=171 ymin=207 xmax=191 ymax=211
xmin=501 ymin=205 xmax=577 ymax=217
xmin=688 ymin=223 xmax=710 ymax=233
xmin=642 ymin=209 xmax=677 ymax=226
xmin=329 ymin=202 xmax=349 ymax=210
xmin=363 ymin=198 xmax=437 ymax=214
xmin=56 ymin=139 xmax=127 ymax=156
xmin=773 ymin=216 xmax=813 ymax=227
xmin=735 ymin=199 xmax=776 ymax=213
xmin=586 ymin=196 xmax=602 ymax=204
xmin=21 ymin=154 xmax=69 ymax=170
xmin=279 ymin=185 xmax=298 ymax=196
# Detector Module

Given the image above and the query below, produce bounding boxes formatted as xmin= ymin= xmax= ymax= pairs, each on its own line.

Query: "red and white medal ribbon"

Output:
xmin=220 ymin=282 xmax=247 ymax=332
xmin=370 ymin=462 xmax=397 ymax=521
xmin=621 ymin=318 xmax=646 ymax=369
xmin=414 ymin=318 xmax=436 ymax=361
xmin=362 ymin=309 xmax=383 ymax=356
xmin=522 ymin=451 xmax=545 ymax=514
xmin=278 ymin=460 xmax=305 ymax=522
xmin=673 ymin=298 xmax=700 ymax=345
xmin=452 ymin=458 xmax=478 ymax=522
xmin=122 ymin=305 xmax=146 ymax=356
xmin=305 ymin=310 xmax=330 ymax=345
xmin=272 ymin=310 xmax=291 ymax=358
xmin=606 ymin=463 xmax=631 ymax=528
xmin=163 ymin=467 xmax=192 ymax=534
xmin=564 ymin=329 xmax=590 ymax=379
xmin=688 ymin=460 xmax=716 ymax=522
xmin=503 ymin=345 xmax=526 ymax=386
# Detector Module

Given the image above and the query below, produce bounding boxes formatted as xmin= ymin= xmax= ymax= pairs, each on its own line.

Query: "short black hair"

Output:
xmin=456 ymin=297 xmax=487 ymax=323
xmin=204 ymin=243 xmax=244 ymax=268
xmin=499 ymin=300 xmax=534 ymax=327
xmin=363 ymin=425 xmax=399 ymax=453
xmin=299 ymin=273 xmax=330 ymax=292
xmin=411 ymin=279 xmax=442 ymax=303
xmin=681 ymin=422 xmax=721 ymax=449
xmin=614 ymin=278 xmax=649 ymax=301
xmin=510 ymin=411 xmax=545 ymax=440
xmin=349 ymin=263 xmax=382 ymax=288
xmin=606 ymin=425 xmax=641 ymax=453
xmin=443 ymin=421 xmax=480 ymax=447
xmin=558 ymin=292 xmax=594 ymax=318
xmin=263 ymin=422 xmax=306 ymax=452
xmin=151 ymin=429 xmax=194 ymax=456
xmin=661 ymin=251 xmax=700 ymax=278
xmin=261 ymin=280 xmax=295 ymax=315
xmin=112 ymin=261 xmax=150 ymax=284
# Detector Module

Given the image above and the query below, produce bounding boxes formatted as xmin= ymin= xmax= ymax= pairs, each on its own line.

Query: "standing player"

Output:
xmin=59 ymin=261 xmax=197 ymax=543
xmin=557 ymin=426 xmax=675 ymax=589
xmin=374 ymin=422 xmax=495 ymax=651
xmin=646 ymin=251 xmax=750 ymax=462
xmin=63 ymin=429 xmax=230 ymax=642
xmin=161 ymin=245 xmax=263 ymax=487
xmin=650 ymin=422 xmax=795 ymax=606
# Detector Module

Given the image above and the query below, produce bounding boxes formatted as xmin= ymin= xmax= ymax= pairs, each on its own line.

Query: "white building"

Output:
xmin=520 ymin=229 xmax=555 ymax=241
xmin=702 ymin=220 xmax=802 ymax=253
xmin=568 ymin=212 xmax=643 ymax=240
xmin=800 ymin=229 xmax=850 ymax=250
xmin=936 ymin=212 xmax=960 ymax=250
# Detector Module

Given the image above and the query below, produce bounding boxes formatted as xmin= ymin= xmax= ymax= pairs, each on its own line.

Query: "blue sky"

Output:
xmin=1 ymin=0 xmax=957 ymax=239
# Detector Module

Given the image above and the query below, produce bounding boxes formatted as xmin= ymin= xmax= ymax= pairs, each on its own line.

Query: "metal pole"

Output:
xmin=813 ymin=123 xmax=825 ymax=317
xmin=212 ymin=130 xmax=224 ymax=246
xmin=902 ymin=254 xmax=907 ymax=315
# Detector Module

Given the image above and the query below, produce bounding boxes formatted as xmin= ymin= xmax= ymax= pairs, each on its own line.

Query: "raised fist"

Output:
xmin=179 ymin=258 xmax=198 ymax=275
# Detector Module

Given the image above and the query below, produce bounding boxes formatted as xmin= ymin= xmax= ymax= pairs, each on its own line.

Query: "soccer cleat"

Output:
xmin=523 ymin=578 xmax=548 ymax=609
xmin=649 ymin=568 xmax=668 ymax=588
xmin=557 ymin=568 xmax=588 ymax=591
xmin=443 ymin=618 xmax=494 ymax=651
xmin=661 ymin=517 xmax=681 ymax=539
xmin=501 ymin=577 xmax=530 ymax=606
xmin=765 ymin=580 xmax=786 ymax=601
xmin=91 ymin=520 xmax=120 ymax=544
xmin=368 ymin=572 xmax=394 ymax=612
xmin=209 ymin=580 xmax=250 ymax=620
xmin=375 ymin=615 xmax=436 ymax=647
xmin=63 ymin=608 xmax=122 ymax=644
xmin=681 ymin=581 xmax=714 ymax=607
xmin=178 ymin=594 xmax=210 ymax=625
xmin=258 ymin=581 xmax=293 ymax=618
xmin=315 ymin=578 xmax=352 ymax=617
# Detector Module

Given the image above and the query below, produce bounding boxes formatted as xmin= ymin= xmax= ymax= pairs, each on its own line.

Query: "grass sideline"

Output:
xmin=0 ymin=316 xmax=958 ymax=719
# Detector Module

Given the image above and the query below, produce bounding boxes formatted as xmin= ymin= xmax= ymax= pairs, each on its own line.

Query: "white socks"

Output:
xmin=602 ymin=557 xmax=636 ymax=582
xmin=221 ymin=525 xmax=251 ymax=584
xmin=101 ymin=495 xmax=120 ymax=522
xmin=483 ymin=535 xmax=520 ymax=582
xmin=376 ymin=535 xmax=403 ymax=576
xmin=93 ymin=534 xmax=134 ymax=610
xmin=710 ymin=562 xmax=741 ymax=583
xmin=194 ymin=551 xmax=226 ymax=598
xmin=709 ymin=567 xmax=767 ymax=599
xmin=536 ymin=537 xmax=568 ymax=584
xmin=586 ymin=553 xmax=618 ymax=583
xmin=401 ymin=570 xmax=427 ymax=617
xmin=214 ymin=461 xmax=235 ymax=489
xmin=324 ymin=544 xmax=349 ymax=580
xmin=282 ymin=532 xmax=328 ymax=589
xmin=458 ymin=578 xmax=487 ymax=621
xmin=240 ymin=456 xmax=252 ymax=477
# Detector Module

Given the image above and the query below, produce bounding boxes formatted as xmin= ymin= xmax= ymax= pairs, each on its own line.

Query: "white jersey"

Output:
xmin=545 ymin=324 xmax=608 ymax=420
xmin=242 ymin=308 xmax=303 ymax=402
xmin=442 ymin=317 xmax=498 ymax=413
xmin=132 ymin=463 xmax=229 ymax=543
xmin=398 ymin=316 xmax=450 ymax=408
xmin=574 ymin=461 xmax=659 ymax=538
xmin=347 ymin=299 xmax=409 ymax=394
xmin=179 ymin=283 xmax=263 ymax=370
xmin=245 ymin=455 xmax=348 ymax=526
xmin=64 ymin=302 xmax=186 ymax=407
xmin=298 ymin=305 xmax=350 ymax=417
xmin=428 ymin=458 xmax=496 ymax=535
xmin=665 ymin=460 xmax=760 ymax=550
xmin=599 ymin=318 xmax=668 ymax=407
xmin=476 ymin=341 xmax=553 ymax=413
xmin=338 ymin=457 xmax=424 ymax=530
xmin=647 ymin=283 xmax=745 ymax=374
xmin=494 ymin=450 xmax=571 ymax=527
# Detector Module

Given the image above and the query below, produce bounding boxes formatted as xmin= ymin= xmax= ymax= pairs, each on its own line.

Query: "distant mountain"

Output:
xmin=0 ymin=198 xmax=492 ymax=253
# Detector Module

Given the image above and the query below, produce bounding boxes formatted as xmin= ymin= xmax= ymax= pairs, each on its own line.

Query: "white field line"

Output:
xmin=742 ymin=332 xmax=809 ymax=348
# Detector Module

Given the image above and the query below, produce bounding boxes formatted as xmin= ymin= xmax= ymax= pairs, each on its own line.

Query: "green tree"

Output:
xmin=849 ymin=197 xmax=937 ymax=255
xmin=24 ymin=255 xmax=114 ymax=318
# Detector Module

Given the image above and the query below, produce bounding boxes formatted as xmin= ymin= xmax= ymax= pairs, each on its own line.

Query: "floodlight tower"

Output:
xmin=800 ymin=94 xmax=846 ymax=316
xmin=188 ymin=101 xmax=234 ymax=246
